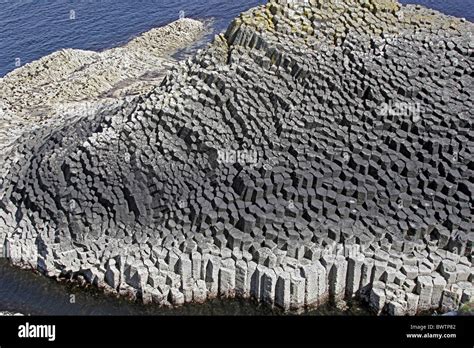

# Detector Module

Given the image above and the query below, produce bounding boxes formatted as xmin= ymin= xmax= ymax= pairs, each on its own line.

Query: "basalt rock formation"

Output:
xmin=0 ymin=18 xmax=206 ymax=117
xmin=0 ymin=0 xmax=473 ymax=314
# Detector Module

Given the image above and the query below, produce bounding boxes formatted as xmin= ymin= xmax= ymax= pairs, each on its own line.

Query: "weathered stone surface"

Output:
xmin=205 ymin=256 xmax=221 ymax=298
xmin=290 ymin=272 xmax=305 ymax=310
xmin=406 ymin=293 xmax=419 ymax=315
xmin=193 ymin=280 xmax=207 ymax=303
xmin=235 ymin=260 xmax=249 ymax=296
xmin=0 ymin=18 xmax=206 ymax=118
xmin=346 ymin=254 xmax=364 ymax=298
xmin=275 ymin=269 xmax=291 ymax=311
xmin=105 ymin=261 xmax=121 ymax=289
xmin=440 ymin=289 xmax=461 ymax=312
xmin=416 ymin=276 xmax=434 ymax=311
xmin=369 ymin=287 xmax=386 ymax=314
xmin=431 ymin=273 xmax=447 ymax=309
xmin=261 ymin=269 xmax=277 ymax=305
xmin=170 ymin=288 xmax=185 ymax=306
xmin=219 ymin=259 xmax=236 ymax=297
xmin=0 ymin=0 xmax=472 ymax=315
xmin=329 ymin=255 xmax=348 ymax=302
xmin=387 ymin=300 xmax=407 ymax=316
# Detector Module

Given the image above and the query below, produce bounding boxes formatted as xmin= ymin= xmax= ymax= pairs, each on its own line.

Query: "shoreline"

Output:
xmin=0 ymin=17 xmax=207 ymax=202
xmin=0 ymin=18 xmax=207 ymax=116
xmin=1 ymin=0 xmax=473 ymax=316
xmin=0 ymin=258 xmax=369 ymax=315
xmin=1 ymin=251 xmax=467 ymax=316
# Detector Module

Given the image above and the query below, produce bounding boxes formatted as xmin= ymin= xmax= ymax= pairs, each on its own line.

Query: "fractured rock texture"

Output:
xmin=0 ymin=0 xmax=473 ymax=314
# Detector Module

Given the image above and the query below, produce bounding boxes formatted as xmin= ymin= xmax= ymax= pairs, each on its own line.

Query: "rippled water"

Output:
xmin=0 ymin=259 xmax=370 ymax=315
xmin=0 ymin=0 xmax=267 ymax=77
xmin=0 ymin=0 xmax=473 ymax=77
xmin=399 ymin=0 xmax=474 ymax=20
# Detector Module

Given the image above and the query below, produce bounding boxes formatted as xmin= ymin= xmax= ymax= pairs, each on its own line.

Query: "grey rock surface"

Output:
xmin=0 ymin=0 xmax=472 ymax=314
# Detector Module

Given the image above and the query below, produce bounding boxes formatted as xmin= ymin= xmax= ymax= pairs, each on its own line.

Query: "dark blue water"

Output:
xmin=399 ymin=0 xmax=474 ymax=20
xmin=1 ymin=0 xmax=472 ymax=316
xmin=0 ymin=0 xmax=473 ymax=77
xmin=0 ymin=0 xmax=266 ymax=77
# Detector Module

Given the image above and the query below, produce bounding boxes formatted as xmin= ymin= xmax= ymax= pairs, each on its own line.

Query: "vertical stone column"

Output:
xmin=329 ymin=255 xmax=348 ymax=302
xmin=193 ymin=279 xmax=207 ymax=303
xmin=371 ymin=260 xmax=387 ymax=282
xmin=346 ymin=254 xmax=365 ymax=298
xmin=191 ymin=251 xmax=202 ymax=279
xmin=406 ymin=292 xmax=419 ymax=315
xmin=170 ymin=288 xmax=184 ymax=306
xmin=219 ymin=258 xmax=236 ymax=297
xmin=431 ymin=273 xmax=447 ymax=309
xmin=205 ymin=255 xmax=220 ymax=298
xmin=275 ymin=268 xmax=291 ymax=311
xmin=261 ymin=269 xmax=277 ymax=306
xmin=235 ymin=259 xmax=249 ymax=297
xmin=416 ymin=275 xmax=434 ymax=311
xmin=250 ymin=265 xmax=265 ymax=301
xmin=201 ymin=253 xmax=211 ymax=283
xmin=105 ymin=259 xmax=121 ymax=290
xmin=315 ymin=261 xmax=328 ymax=305
xmin=178 ymin=253 xmax=193 ymax=302
xmin=369 ymin=285 xmax=386 ymax=314
xmin=301 ymin=262 xmax=318 ymax=307
xmin=246 ymin=261 xmax=257 ymax=298
xmin=359 ymin=257 xmax=374 ymax=300
xmin=290 ymin=271 xmax=305 ymax=311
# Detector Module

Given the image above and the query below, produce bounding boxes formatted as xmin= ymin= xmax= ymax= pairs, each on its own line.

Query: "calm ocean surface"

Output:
xmin=0 ymin=0 xmax=473 ymax=77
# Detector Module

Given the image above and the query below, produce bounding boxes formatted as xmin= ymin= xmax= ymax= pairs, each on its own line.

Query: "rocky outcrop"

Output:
xmin=0 ymin=311 xmax=24 ymax=316
xmin=0 ymin=18 xmax=205 ymax=217
xmin=0 ymin=0 xmax=472 ymax=314
xmin=0 ymin=18 xmax=205 ymax=117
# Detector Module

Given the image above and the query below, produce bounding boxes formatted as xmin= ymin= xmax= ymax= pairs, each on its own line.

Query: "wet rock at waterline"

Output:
xmin=0 ymin=0 xmax=473 ymax=315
